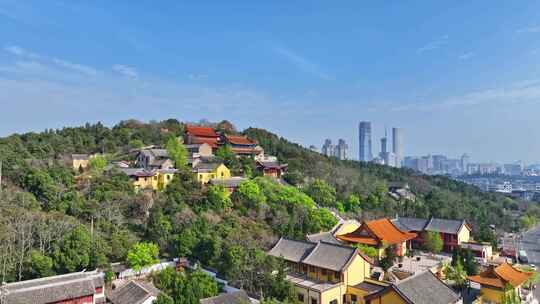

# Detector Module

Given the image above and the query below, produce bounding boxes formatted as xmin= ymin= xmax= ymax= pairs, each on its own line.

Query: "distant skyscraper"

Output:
xmin=321 ymin=139 xmax=334 ymax=157
xmin=380 ymin=129 xmax=388 ymax=155
xmin=335 ymin=139 xmax=348 ymax=160
xmin=392 ymin=127 xmax=404 ymax=167
xmin=358 ymin=121 xmax=372 ymax=162
xmin=460 ymin=154 xmax=470 ymax=174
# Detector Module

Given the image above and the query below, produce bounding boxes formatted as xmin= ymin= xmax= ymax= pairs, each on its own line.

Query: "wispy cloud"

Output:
xmin=4 ymin=45 xmax=98 ymax=76
xmin=516 ymin=26 xmax=540 ymax=34
xmin=417 ymin=35 xmax=449 ymax=54
xmin=112 ymin=64 xmax=138 ymax=79
xmin=458 ymin=52 xmax=475 ymax=60
xmin=273 ymin=45 xmax=332 ymax=80
xmin=386 ymin=79 xmax=540 ymax=112
xmin=188 ymin=73 xmax=208 ymax=81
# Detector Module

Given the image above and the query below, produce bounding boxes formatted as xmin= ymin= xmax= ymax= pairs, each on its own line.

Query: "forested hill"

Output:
xmin=244 ymin=127 xmax=537 ymax=238
xmin=0 ymin=119 xmax=535 ymax=289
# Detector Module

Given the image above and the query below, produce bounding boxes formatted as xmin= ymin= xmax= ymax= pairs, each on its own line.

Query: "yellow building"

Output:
xmin=468 ymin=262 xmax=533 ymax=304
xmin=268 ymin=238 xmax=460 ymax=304
xmin=193 ymin=162 xmax=230 ymax=184
xmin=120 ymin=168 xmax=176 ymax=192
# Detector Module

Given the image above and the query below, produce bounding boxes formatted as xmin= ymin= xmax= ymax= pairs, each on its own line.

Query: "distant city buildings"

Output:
xmin=358 ymin=121 xmax=372 ymax=161
xmin=392 ymin=127 xmax=404 ymax=168
xmin=321 ymin=138 xmax=348 ymax=160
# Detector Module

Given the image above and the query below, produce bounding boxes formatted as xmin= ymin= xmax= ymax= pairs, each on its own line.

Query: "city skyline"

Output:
xmin=3 ymin=2 xmax=540 ymax=162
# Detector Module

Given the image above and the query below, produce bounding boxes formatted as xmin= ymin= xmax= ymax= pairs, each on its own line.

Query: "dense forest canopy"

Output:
xmin=0 ymin=119 xmax=536 ymax=299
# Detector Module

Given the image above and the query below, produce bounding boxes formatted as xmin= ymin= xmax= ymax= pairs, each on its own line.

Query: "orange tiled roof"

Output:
xmin=186 ymin=125 xmax=219 ymax=138
xmin=192 ymin=137 xmax=219 ymax=148
xmin=225 ymin=134 xmax=256 ymax=145
xmin=336 ymin=218 xmax=417 ymax=246
xmin=468 ymin=262 xmax=532 ymax=289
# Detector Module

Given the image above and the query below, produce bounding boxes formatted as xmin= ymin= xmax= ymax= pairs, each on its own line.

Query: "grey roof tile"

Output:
xmin=109 ymin=280 xmax=160 ymax=304
xmin=268 ymin=238 xmax=316 ymax=263
xmin=425 ymin=218 xmax=465 ymax=234
xmin=3 ymin=271 xmax=104 ymax=304
xmin=394 ymin=271 xmax=460 ymax=304
xmin=393 ymin=218 xmax=429 ymax=232
xmin=301 ymin=242 xmax=358 ymax=272
xmin=200 ymin=290 xmax=251 ymax=304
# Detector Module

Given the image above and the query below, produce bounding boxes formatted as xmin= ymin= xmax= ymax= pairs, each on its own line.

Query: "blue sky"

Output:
xmin=1 ymin=1 xmax=540 ymax=163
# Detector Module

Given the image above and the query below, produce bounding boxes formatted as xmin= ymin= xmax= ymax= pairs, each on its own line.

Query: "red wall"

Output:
xmin=54 ymin=294 xmax=94 ymax=304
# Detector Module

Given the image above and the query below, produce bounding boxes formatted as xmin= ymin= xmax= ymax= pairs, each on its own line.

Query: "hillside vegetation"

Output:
xmin=0 ymin=119 xmax=534 ymax=296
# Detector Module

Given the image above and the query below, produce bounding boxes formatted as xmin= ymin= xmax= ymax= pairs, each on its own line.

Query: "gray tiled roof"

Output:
xmin=425 ymin=218 xmax=465 ymax=234
xmin=268 ymin=238 xmax=316 ymax=263
xmin=210 ymin=177 xmax=247 ymax=188
xmin=139 ymin=149 xmax=169 ymax=158
xmin=200 ymin=290 xmax=251 ymax=304
xmin=306 ymin=231 xmax=342 ymax=245
xmin=3 ymin=271 xmax=104 ymax=304
xmin=394 ymin=271 xmax=460 ymax=304
xmin=394 ymin=217 xmax=467 ymax=235
xmin=194 ymin=162 xmax=222 ymax=172
xmin=109 ymin=281 xmax=160 ymax=304
xmin=302 ymin=242 xmax=358 ymax=272
xmin=393 ymin=218 xmax=429 ymax=232
xmin=72 ymin=154 xmax=89 ymax=160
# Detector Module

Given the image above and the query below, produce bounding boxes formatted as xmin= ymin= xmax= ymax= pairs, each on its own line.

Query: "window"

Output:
xmin=167 ymin=175 xmax=171 ymax=180
xmin=329 ymin=299 xmax=337 ymax=304
xmin=221 ymin=172 xmax=224 ymax=177
xmin=298 ymin=294 xmax=304 ymax=302
xmin=321 ymin=269 xmax=327 ymax=276
xmin=311 ymin=297 xmax=317 ymax=304
xmin=333 ymin=271 xmax=340 ymax=281
xmin=153 ymin=176 xmax=157 ymax=180
xmin=351 ymin=295 xmax=357 ymax=303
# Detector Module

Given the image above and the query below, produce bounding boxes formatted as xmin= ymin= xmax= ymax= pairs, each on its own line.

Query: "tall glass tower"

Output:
xmin=392 ymin=127 xmax=404 ymax=168
xmin=358 ymin=121 xmax=372 ymax=162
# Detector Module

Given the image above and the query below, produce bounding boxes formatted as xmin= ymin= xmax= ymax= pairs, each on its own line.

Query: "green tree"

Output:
xmin=463 ymin=249 xmax=477 ymax=275
xmin=236 ymin=180 xmax=266 ymax=207
xmin=353 ymin=244 xmax=378 ymax=259
xmin=129 ymin=139 xmax=145 ymax=150
xmin=215 ymin=145 xmax=238 ymax=170
xmin=444 ymin=260 xmax=467 ymax=289
xmin=423 ymin=231 xmax=443 ymax=253
xmin=305 ymin=179 xmax=336 ymax=207
xmin=344 ymin=194 xmax=362 ymax=212
xmin=25 ymin=250 xmax=55 ymax=279
xmin=206 ymin=185 xmax=233 ymax=210
xmin=52 ymin=225 xmax=92 ymax=273
xmin=189 ymin=268 xmax=219 ymax=300
xmin=379 ymin=245 xmax=397 ymax=271
xmin=126 ymin=242 xmax=160 ymax=273
xmin=501 ymin=284 xmax=520 ymax=304
xmin=88 ymin=155 xmax=107 ymax=175
xmin=155 ymin=294 xmax=175 ymax=304
xmin=165 ymin=135 xmax=188 ymax=169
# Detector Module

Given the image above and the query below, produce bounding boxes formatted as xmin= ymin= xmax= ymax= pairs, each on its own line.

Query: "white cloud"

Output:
xmin=4 ymin=45 xmax=98 ymax=76
xmin=516 ymin=26 xmax=540 ymax=34
xmin=53 ymin=58 xmax=97 ymax=76
xmin=417 ymin=35 xmax=449 ymax=54
xmin=4 ymin=45 xmax=40 ymax=58
xmin=273 ymin=45 xmax=332 ymax=80
xmin=112 ymin=64 xmax=138 ymax=79
xmin=386 ymin=79 xmax=540 ymax=112
xmin=188 ymin=73 xmax=208 ymax=81
xmin=458 ymin=52 xmax=475 ymax=60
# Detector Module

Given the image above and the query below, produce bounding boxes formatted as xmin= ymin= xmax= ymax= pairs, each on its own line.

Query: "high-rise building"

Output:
xmin=335 ymin=139 xmax=348 ymax=160
xmin=321 ymin=139 xmax=334 ymax=157
xmin=358 ymin=121 xmax=372 ymax=162
xmin=460 ymin=154 xmax=470 ymax=174
xmin=392 ymin=127 xmax=404 ymax=167
xmin=380 ymin=129 xmax=388 ymax=155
